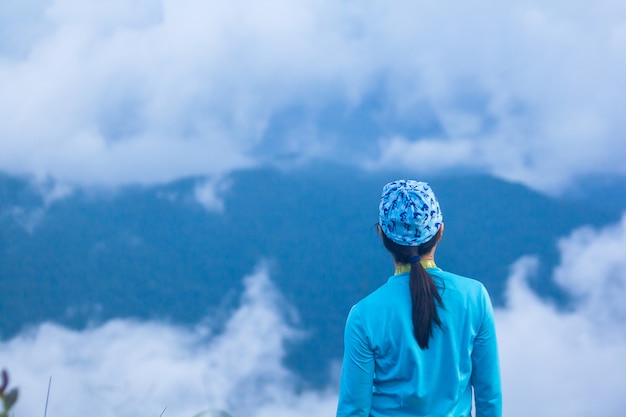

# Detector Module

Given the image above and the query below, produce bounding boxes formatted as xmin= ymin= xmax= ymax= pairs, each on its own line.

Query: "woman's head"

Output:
xmin=379 ymin=225 xmax=442 ymax=265
xmin=378 ymin=180 xmax=445 ymax=349
xmin=378 ymin=180 xmax=443 ymax=247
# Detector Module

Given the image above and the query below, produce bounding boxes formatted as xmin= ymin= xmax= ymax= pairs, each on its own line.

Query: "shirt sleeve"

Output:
xmin=336 ymin=306 xmax=375 ymax=417
xmin=471 ymin=285 xmax=502 ymax=417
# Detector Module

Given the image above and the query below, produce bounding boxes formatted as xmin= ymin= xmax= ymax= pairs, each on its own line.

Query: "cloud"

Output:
xmin=360 ymin=1 xmax=626 ymax=193
xmin=0 ymin=177 xmax=73 ymax=233
xmin=497 ymin=214 xmax=626 ymax=416
xmin=1 ymin=0 xmax=625 ymax=193
xmin=194 ymin=176 xmax=233 ymax=213
xmin=362 ymin=136 xmax=483 ymax=174
xmin=1 ymin=264 xmax=338 ymax=417
xmin=3 ymin=217 xmax=626 ymax=417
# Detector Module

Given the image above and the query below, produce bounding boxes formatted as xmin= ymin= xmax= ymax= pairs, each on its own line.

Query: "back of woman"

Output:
xmin=336 ymin=180 xmax=501 ymax=417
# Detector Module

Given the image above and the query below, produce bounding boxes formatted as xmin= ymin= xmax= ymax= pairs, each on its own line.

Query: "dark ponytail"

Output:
xmin=380 ymin=230 xmax=443 ymax=349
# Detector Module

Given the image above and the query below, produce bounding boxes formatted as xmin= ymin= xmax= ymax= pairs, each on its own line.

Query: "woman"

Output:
xmin=336 ymin=180 xmax=501 ymax=417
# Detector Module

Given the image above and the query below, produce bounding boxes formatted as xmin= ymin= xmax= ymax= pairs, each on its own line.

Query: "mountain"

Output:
xmin=0 ymin=166 xmax=623 ymax=385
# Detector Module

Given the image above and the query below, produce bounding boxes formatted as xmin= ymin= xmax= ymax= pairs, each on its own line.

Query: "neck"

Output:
xmin=392 ymin=246 xmax=437 ymax=273
xmin=394 ymin=259 xmax=437 ymax=274
xmin=392 ymin=249 xmax=436 ymax=269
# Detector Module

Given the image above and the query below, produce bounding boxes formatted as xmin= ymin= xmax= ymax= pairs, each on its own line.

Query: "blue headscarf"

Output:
xmin=379 ymin=180 xmax=443 ymax=246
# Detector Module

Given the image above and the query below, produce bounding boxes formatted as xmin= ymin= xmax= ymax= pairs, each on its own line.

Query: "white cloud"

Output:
xmin=1 ymin=0 xmax=625 ymax=192
xmin=497 ymin=214 xmax=626 ymax=416
xmin=3 ymin=217 xmax=626 ymax=417
xmin=0 ymin=177 xmax=73 ymax=233
xmin=363 ymin=136 xmax=484 ymax=173
xmin=6 ymin=206 xmax=45 ymax=234
xmin=194 ymin=176 xmax=232 ymax=213
xmin=1 ymin=264 xmax=338 ymax=417
xmin=361 ymin=1 xmax=626 ymax=193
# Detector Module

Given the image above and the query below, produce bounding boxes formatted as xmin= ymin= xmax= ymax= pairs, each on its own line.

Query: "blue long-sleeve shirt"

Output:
xmin=336 ymin=267 xmax=501 ymax=417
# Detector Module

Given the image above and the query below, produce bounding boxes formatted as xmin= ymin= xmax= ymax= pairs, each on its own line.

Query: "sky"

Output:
xmin=2 ymin=216 xmax=626 ymax=416
xmin=1 ymin=0 xmax=626 ymax=195
xmin=2 ymin=1 xmax=626 ymax=416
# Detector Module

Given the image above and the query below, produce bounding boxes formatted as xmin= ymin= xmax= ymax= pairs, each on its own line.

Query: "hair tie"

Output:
xmin=408 ymin=255 xmax=421 ymax=264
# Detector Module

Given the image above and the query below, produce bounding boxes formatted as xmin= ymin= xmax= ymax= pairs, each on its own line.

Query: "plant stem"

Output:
xmin=43 ymin=376 xmax=52 ymax=417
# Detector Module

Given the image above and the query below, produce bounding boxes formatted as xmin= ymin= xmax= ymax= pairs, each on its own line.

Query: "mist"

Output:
xmin=2 ymin=215 xmax=626 ymax=416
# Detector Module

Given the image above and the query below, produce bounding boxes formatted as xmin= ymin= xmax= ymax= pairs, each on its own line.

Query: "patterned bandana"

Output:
xmin=378 ymin=180 xmax=443 ymax=246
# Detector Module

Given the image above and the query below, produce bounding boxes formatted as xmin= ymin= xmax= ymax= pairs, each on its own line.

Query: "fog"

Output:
xmin=3 ymin=216 xmax=626 ymax=416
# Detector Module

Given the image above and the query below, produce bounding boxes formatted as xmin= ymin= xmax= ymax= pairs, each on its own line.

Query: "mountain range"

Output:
xmin=1 ymin=165 xmax=623 ymax=386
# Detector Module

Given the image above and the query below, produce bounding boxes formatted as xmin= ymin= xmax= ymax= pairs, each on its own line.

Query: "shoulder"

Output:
xmin=430 ymin=268 xmax=488 ymax=294
xmin=347 ymin=276 xmax=410 ymax=323
xmin=356 ymin=275 xmax=409 ymax=308
xmin=429 ymin=268 xmax=494 ymax=315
